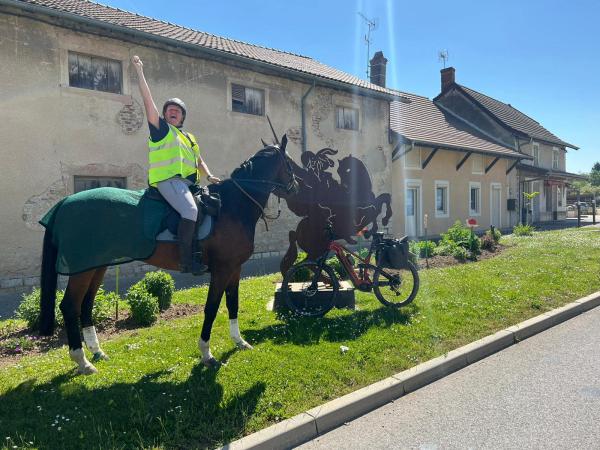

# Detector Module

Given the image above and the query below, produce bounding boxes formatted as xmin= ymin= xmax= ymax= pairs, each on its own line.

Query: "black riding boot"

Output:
xmin=177 ymin=218 xmax=207 ymax=275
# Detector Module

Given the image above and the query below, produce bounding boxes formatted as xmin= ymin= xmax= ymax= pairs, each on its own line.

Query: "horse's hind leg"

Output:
xmin=80 ymin=267 xmax=109 ymax=362
xmin=61 ymin=270 xmax=98 ymax=375
xmin=225 ymin=268 xmax=252 ymax=350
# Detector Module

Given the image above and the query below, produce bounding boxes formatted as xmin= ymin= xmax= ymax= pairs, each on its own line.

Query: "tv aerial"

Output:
xmin=438 ymin=49 xmax=449 ymax=68
xmin=358 ymin=12 xmax=379 ymax=78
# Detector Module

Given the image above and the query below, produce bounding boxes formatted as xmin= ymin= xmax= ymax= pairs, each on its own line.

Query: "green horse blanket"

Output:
xmin=39 ymin=187 xmax=169 ymax=275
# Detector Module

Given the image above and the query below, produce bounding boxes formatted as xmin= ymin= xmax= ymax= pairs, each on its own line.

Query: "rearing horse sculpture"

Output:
xmin=39 ymin=137 xmax=297 ymax=374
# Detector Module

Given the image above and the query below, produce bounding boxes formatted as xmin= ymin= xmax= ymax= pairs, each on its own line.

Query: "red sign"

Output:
xmin=466 ymin=218 xmax=478 ymax=227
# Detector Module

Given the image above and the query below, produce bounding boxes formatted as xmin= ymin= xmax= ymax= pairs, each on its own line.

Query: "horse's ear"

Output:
xmin=280 ymin=134 xmax=288 ymax=152
xmin=261 ymin=139 xmax=268 ymax=147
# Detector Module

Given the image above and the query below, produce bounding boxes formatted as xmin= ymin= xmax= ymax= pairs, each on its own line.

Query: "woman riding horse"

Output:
xmin=39 ymin=138 xmax=297 ymax=374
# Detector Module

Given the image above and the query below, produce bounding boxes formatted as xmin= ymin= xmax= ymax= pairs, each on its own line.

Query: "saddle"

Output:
xmin=144 ymin=185 xmax=221 ymax=242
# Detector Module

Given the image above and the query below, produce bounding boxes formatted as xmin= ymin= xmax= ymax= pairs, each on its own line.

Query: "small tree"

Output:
xmin=590 ymin=162 xmax=600 ymax=187
xmin=523 ymin=191 xmax=540 ymax=225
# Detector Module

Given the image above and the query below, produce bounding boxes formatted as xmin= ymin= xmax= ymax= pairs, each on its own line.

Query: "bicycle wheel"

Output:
xmin=373 ymin=261 xmax=419 ymax=308
xmin=281 ymin=261 xmax=338 ymax=317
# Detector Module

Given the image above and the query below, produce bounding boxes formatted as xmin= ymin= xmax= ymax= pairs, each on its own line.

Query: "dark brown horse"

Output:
xmin=39 ymin=137 xmax=297 ymax=374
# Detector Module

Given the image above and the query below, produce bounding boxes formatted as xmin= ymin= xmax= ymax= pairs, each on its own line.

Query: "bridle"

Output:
xmin=231 ymin=146 xmax=298 ymax=230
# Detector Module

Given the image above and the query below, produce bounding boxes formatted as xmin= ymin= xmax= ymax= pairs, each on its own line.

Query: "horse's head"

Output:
xmin=232 ymin=134 xmax=299 ymax=196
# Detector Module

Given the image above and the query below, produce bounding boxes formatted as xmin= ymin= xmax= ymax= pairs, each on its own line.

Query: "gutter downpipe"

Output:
xmin=301 ymin=81 xmax=316 ymax=153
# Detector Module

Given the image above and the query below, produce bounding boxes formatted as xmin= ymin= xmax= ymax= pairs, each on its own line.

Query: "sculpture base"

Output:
xmin=273 ymin=281 xmax=355 ymax=311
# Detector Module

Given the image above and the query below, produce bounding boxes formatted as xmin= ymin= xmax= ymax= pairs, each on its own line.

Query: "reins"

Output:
xmin=231 ymin=178 xmax=282 ymax=231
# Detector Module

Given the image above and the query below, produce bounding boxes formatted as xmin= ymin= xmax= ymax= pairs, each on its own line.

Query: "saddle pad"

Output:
xmin=156 ymin=215 xmax=213 ymax=242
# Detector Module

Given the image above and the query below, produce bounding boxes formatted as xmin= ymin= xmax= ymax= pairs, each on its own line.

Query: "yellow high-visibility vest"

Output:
xmin=148 ymin=125 xmax=200 ymax=186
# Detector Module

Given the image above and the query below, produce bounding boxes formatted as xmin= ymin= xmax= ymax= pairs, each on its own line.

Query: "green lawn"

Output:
xmin=1 ymin=227 xmax=599 ymax=449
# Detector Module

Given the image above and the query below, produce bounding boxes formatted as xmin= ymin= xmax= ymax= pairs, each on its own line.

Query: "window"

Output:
xmin=435 ymin=180 xmax=449 ymax=217
xmin=74 ymin=176 xmax=126 ymax=193
xmin=404 ymin=148 xmax=421 ymax=169
xmin=472 ymin=154 xmax=484 ymax=174
xmin=552 ymin=148 xmax=560 ymax=170
xmin=68 ymin=51 xmax=122 ymax=94
xmin=231 ymin=83 xmax=264 ymax=115
xmin=469 ymin=182 xmax=481 ymax=216
xmin=532 ymin=143 xmax=540 ymax=166
xmin=336 ymin=106 xmax=359 ymax=130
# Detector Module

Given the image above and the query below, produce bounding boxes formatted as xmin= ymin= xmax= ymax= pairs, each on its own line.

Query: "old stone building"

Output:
xmin=0 ymin=0 xmax=399 ymax=293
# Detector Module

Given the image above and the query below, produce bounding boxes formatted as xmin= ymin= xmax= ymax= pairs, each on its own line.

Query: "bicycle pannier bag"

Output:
xmin=379 ymin=239 xmax=410 ymax=269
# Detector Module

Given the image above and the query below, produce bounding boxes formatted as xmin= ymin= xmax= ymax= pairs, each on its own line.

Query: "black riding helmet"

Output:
xmin=162 ymin=98 xmax=187 ymax=125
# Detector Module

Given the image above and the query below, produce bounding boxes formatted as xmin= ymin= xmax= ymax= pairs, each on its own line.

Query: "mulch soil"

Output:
xmin=0 ymin=303 xmax=201 ymax=368
xmin=0 ymin=244 xmax=507 ymax=367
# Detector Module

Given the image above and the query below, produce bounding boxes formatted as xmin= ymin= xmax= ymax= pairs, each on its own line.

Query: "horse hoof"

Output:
xmin=202 ymin=357 xmax=220 ymax=368
xmin=78 ymin=364 xmax=98 ymax=375
xmin=235 ymin=340 xmax=253 ymax=350
xmin=92 ymin=351 xmax=109 ymax=362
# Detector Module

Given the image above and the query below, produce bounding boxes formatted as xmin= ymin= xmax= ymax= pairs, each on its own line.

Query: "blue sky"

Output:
xmin=103 ymin=0 xmax=598 ymax=173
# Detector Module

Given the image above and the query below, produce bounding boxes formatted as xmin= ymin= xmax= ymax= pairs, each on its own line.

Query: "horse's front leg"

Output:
xmin=199 ymin=270 xmax=229 ymax=367
xmin=225 ymin=268 xmax=253 ymax=351
xmin=80 ymin=268 xmax=109 ymax=362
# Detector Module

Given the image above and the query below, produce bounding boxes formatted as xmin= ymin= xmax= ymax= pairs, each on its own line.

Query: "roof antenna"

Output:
xmin=438 ymin=49 xmax=449 ymax=68
xmin=358 ymin=12 xmax=378 ymax=78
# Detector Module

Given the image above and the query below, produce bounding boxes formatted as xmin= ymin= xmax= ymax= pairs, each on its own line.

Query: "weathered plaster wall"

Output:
xmin=0 ymin=12 xmax=392 ymax=289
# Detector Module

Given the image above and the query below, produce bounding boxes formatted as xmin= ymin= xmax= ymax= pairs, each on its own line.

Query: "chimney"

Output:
xmin=441 ymin=67 xmax=456 ymax=92
xmin=370 ymin=51 xmax=388 ymax=87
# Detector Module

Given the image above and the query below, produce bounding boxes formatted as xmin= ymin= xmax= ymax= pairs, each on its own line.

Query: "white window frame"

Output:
xmin=472 ymin=154 xmax=484 ymax=174
xmin=404 ymin=147 xmax=422 ymax=170
xmin=552 ymin=147 xmax=560 ymax=170
xmin=469 ymin=181 xmax=482 ymax=217
xmin=532 ymin=143 xmax=540 ymax=167
xmin=490 ymin=182 xmax=502 ymax=226
xmin=405 ymin=179 xmax=423 ymax=236
xmin=434 ymin=180 xmax=450 ymax=218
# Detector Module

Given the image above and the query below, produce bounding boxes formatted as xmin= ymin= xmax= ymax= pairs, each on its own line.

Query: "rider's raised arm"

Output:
xmin=131 ymin=55 xmax=160 ymax=129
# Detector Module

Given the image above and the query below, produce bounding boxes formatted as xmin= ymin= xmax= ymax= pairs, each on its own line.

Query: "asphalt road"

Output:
xmin=297 ymin=305 xmax=600 ymax=449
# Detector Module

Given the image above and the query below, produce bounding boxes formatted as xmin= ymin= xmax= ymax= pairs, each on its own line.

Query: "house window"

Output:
xmin=472 ymin=154 xmax=484 ymax=174
xmin=532 ymin=143 xmax=540 ymax=167
xmin=552 ymin=148 xmax=560 ymax=170
xmin=435 ymin=180 xmax=449 ymax=218
xmin=68 ymin=51 xmax=122 ymax=94
xmin=74 ymin=176 xmax=126 ymax=193
xmin=336 ymin=106 xmax=359 ymax=130
xmin=469 ymin=182 xmax=481 ymax=216
xmin=231 ymin=83 xmax=264 ymax=115
xmin=404 ymin=148 xmax=421 ymax=169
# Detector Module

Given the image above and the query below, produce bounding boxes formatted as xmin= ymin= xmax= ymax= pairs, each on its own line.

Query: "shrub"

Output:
xmin=467 ymin=233 xmax=481 ymax=256
xmin=142 ymin=271 xmax=175 ymax=311
xmin=93 ymin=288 xmax=118 ymax=325
xmin=126 ymin=283 xmax=158 ymax=326
xmin=433 ymin=241 xmax=458 ymax=256
xmin=441 ymin=220 xmax=471 ymax=247
xmin=16 ymin=288 xmax=64 ymax=330
xmin=513 ymin=223 xmax=535 ymax=236
xmin=486 ymin=227 xmax=502 ymax=243
xmin=481 ymin=233 xmax=497 ymax=251
xmin=452 ymin=246 xmax=469 ymax=261
xmin=418 ymin=240 xmax=436 ymax=258
xmin=409 ymin=240 xmax=420 ymax=258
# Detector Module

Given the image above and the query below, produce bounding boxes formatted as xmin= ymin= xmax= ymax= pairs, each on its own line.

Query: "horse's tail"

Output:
xmin=376 ymin=193 xmax=393 ymax=226
xmin=39 ymin=229 xmax=58 ymax=336
xmin=280 ymin=230 xmax=299 ymax=276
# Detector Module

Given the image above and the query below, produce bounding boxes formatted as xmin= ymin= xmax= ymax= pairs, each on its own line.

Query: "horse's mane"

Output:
xmin=230 ymin=146 xmax=279 ymax=180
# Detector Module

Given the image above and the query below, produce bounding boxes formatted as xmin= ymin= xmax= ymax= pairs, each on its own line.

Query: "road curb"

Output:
xmin=221 ymin=291 xmax=600 ymax=450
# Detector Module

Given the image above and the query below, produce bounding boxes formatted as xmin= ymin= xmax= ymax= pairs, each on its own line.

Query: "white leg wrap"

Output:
xmin=199 ymin=338 xmax=214 ymax=361
xmin=229 ymin=319 xmax=242 ymax=343
xmin=69 ymin=348 xmax=97 ymax=375
xmin=83 ymin=326 xmax=108 ymax=361
xmin=82 ymin=326 xmax=101 ymax=353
